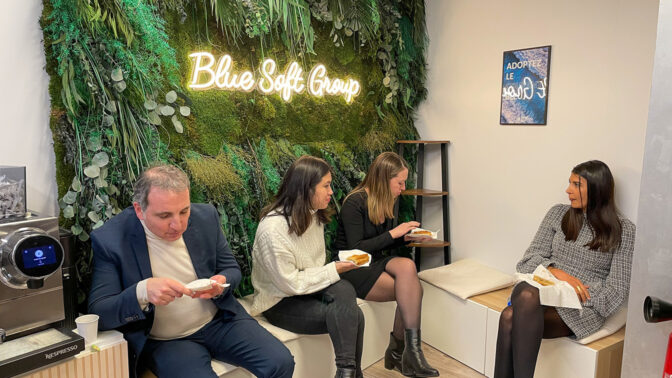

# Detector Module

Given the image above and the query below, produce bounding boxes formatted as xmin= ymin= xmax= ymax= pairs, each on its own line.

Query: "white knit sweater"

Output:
xmin=248 ymin=211 xmax=340 ymax=316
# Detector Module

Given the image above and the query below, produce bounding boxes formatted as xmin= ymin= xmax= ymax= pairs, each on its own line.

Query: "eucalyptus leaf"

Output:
xmin=114 ymin=81 xmax=127 ymax=92
xmin=63 ymin=190 xmax=77 ymax=204
xmin=92 ymin=151 xmax=109 ymax=167
xmin=171 ymin=115 xmax=183 ymax=133
xmin=105 ymin=101 xmax=117 ymax=113
xmin=105 ymin=207 xmax=113 ymax=218
xmin=71 ymin=177 xmax=82 ymax=192
xmin=179 ymin=106 xmax=191 ymax=116
xmin=63 ymin=205 xmax=74 ymax=219
xmin=87 ymin=135 xmax=102 ymax=151
xmin=93 ymin=220 xmax=105 ymax=230
xmin=165 ymin=90 xmax=178 ymax=103
xmin=79 ymin=230 xmax=90 ymax=242
xmin=144 ymin=100 xmax=157 ymax=110
xmin=161 ymin=105 xmax=175 ymax=116
xmin=88 ymin=211 xmax=101 ymax=223
xmin=84 ymin=165 xmax=100 ymax=178
xmin=94 ymin=177 xmax=108 ymax=188
xmin=103 ymin=115 xmax=114 ymax=126
xmin=382 ymin=76 xmax=391 ymax=86
xmin=100 ymin=166 xmax=108 ymax=180
xmin=71 ymin=223 xmax=83 ymax=235
xmin=148 ymin=111 xmax=162 ymax=125
xmin=111 ymin=68 xmax=123 ymax=81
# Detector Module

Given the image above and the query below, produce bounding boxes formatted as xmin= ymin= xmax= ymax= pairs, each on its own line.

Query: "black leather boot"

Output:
xmin=402 ymin=329 xmax=439 ymax=377
xmin=384 ymin=332 xmax=404 ymax=371
xmin=355 ymin=368 xmax=363 ymax=378
xmin=335 ymin=367 xmax=356 ymax=378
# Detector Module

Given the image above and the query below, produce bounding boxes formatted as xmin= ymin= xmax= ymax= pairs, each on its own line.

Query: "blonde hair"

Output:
xmin=348 ymin=152 xmax=408 ymax=225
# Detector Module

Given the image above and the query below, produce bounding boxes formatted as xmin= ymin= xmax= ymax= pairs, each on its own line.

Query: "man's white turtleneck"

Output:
xmin=136 ymin=221 xmax=218 ymax=340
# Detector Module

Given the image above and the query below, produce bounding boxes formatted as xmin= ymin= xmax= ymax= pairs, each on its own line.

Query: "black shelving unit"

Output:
xmin=397 ymin=140 xmax=451 ymax=268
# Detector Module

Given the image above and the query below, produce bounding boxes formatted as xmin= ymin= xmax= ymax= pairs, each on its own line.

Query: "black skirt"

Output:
xmin=340 ymin=256 xmax=394 ymax=298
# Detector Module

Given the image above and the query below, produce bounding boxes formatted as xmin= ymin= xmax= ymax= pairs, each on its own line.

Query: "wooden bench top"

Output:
xmin=468 ymin=286 xmax=625 ymax=351
xmin=470 ymin=286 xmax=512 ymax=312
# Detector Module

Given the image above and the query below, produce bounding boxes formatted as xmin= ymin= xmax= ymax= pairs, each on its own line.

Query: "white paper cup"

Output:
xmin=75 ymin=314 xmax=99 ymax=346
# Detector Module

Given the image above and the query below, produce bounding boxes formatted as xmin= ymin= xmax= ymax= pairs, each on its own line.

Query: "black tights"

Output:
xmin=365 ymin=257 xmax=422 ymax=339
xmin=494 ymin=282 xmax=573 ymax=378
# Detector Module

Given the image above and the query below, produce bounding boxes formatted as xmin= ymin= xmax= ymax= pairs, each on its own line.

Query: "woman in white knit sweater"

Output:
xmin=249 ymin=156 xmax=363 ymax=378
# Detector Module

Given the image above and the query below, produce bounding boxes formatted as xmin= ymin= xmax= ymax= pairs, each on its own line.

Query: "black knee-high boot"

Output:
xmin=384 ymin=332 xmax=404 ymax=371
xmin=335 ymin=367 xmax=356 ymax=378
xmin=402 ymin=329 xmax=439 ymax=377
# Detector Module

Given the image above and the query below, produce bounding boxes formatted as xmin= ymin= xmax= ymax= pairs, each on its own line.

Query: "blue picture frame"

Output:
xmin=500 ymin=45 xmax=551 ymax=125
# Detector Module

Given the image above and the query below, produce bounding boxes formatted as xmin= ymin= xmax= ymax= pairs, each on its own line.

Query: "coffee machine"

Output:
xmin=0 ymin=213 xmax=65 ymax=341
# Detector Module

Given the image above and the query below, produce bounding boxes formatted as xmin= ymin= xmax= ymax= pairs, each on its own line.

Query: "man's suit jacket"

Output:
xmin=88 ymin=203 xmax=251 ymax=376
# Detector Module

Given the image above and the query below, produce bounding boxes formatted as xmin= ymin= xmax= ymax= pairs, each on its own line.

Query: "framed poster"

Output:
xmin=500 ymin=45 xmax=551 ymax=125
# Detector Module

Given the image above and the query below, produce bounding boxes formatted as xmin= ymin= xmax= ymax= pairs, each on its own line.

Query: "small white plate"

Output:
xmin=338 ymin=250 xmax=372 ymax=267
xmin=407 ymin=228 xmax=438 ymax=239
xmin=185 ymin=279 xmax=231 ymax=292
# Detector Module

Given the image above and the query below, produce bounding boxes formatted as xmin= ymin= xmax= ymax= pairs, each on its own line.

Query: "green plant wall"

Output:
xmin=41 ymin=0 xmax=427 ymax=301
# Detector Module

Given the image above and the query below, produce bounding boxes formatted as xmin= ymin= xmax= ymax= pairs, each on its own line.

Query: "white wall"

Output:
xmin=416 ymin=0 xmax=659 ymax=272
xmin=0 ymin=0 xmax=57 ymax=216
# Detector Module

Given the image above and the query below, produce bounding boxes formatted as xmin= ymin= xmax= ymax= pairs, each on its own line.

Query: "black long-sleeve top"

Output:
xmin=334 ymin=191 xmax=407 ymax=261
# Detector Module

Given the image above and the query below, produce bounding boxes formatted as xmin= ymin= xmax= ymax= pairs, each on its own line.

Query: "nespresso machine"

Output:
xmin=0 ymin=213 xmax=65 ymax=342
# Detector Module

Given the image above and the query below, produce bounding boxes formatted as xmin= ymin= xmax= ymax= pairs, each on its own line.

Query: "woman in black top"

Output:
xmin=334 ymin=152 xmax=439 ymax=377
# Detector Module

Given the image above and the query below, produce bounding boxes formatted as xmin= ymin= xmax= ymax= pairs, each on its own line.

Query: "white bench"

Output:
xmin=420 ymin=278 xmax=626 ymax=378
xmin=141 ymin=298 xmax=396 ymax=378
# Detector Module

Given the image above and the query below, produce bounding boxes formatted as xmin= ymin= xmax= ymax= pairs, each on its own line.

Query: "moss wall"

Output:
xmin=42 ymin=0 xmax=426 ymax=299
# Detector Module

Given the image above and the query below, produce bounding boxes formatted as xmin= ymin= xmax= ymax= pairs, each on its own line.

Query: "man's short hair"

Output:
xmin=133 ymin=165 xmax=190 ymax=210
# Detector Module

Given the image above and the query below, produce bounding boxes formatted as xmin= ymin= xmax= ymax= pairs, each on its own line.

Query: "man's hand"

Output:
xmin=146 ymin=278 xmax=192 ymax=306
xmin=190 ymin=275 xmax=227 ymax=299
xmin=548 ymin=267 xmax=591 ymax=302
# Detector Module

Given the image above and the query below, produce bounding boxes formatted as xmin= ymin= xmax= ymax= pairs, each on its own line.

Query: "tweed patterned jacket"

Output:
xmin=516 ymin=204 xmax=636 ymax=339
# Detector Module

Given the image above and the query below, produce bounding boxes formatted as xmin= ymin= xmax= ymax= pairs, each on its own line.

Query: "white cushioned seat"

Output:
xmin=574 ymin=305 xmax=627 ymax=345
xmin=418 ymin=258 xmax=515 ymax=299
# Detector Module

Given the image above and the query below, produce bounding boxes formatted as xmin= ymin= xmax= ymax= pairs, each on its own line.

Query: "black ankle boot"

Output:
xmin=335 ymin=367 xmax=356 ymax=378
xmin=355 ymin=368 xmax=363 ymax=378
xmin=401 ymin=329 xmax=439 ymax=377
xmin=384 ymin=332 xmax=404 ymax=371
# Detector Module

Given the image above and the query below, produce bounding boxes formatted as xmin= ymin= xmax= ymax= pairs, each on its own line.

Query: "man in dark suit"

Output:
xmin=88 ymin=165 xmax=294 ymax=378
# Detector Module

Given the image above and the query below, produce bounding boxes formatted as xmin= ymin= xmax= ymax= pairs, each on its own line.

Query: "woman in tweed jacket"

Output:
xmin=494 ymin=160 xmax=636 ymax=378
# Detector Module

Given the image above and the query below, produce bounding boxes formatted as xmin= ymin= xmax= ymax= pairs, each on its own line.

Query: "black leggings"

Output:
xmin=494 ymin=282 xmax=573 ymax=378
xmin=263 ymin=280 xmax=364 ymax=370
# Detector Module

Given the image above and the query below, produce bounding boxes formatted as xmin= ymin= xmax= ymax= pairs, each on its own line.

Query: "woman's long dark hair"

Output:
xmin=260 ymin=155 xmax=333 ymax=236
xmin=561 ymin=160 xmax=622 ymax=252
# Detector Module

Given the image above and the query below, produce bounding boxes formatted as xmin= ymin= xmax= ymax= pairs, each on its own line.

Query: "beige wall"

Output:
xmin=415 ymin=0 xmax=659 ymax=271
xmin=0 ymin=0 xmax=56 ymax=216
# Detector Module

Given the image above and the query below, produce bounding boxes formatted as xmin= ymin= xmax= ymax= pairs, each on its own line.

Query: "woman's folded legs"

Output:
xmin=263 ymin=280 xmax=364 ymax=371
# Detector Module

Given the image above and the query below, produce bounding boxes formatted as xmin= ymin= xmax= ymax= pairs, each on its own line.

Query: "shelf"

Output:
xmin=408 ymin=240 xmax=451 ymax=248
xmin=397 ymin=140 xmax=451 ymax=144
xmin=397 ymin=140 xmax=451 ymax=266
xmin=402 ymin=189 xmax=449 ymax=196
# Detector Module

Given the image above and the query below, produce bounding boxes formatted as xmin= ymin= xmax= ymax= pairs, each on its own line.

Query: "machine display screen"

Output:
xmin=21 ymin=244 xmax=58 ymax=269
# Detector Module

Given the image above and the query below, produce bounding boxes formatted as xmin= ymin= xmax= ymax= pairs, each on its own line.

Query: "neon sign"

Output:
xmin=188 ymin=52 xmax=361 ymax=103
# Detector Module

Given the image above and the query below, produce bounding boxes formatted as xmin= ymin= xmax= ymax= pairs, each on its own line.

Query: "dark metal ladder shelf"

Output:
xmin=397 ymin=140 xmax=451 ymax=267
